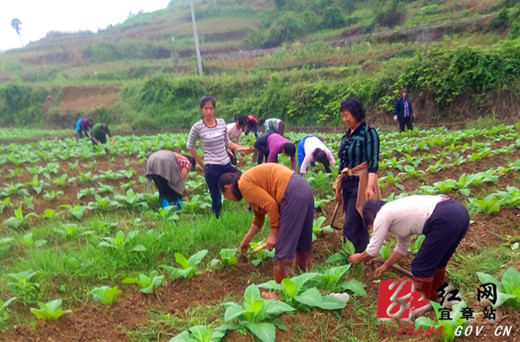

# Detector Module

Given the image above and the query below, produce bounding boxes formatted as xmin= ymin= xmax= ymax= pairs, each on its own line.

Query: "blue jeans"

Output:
xmin=297 ymin=136 xmax=315 ymax=171
xmin=204 ymin=163 xmax=238 ymax=218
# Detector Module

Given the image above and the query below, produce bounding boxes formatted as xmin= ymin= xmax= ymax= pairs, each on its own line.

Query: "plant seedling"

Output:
xmin=88 ymin=286 xmax=122 ymax=305
xmin=30 ymin=298 xmax=71 ymax=320
xmin=122 ymin=270 xmax=164 ymax=294
xmin=162 ymin=250 xmax=208 ymax=279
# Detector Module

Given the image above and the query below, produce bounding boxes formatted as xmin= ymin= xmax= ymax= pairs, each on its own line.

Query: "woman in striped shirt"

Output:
xmin=187 ymin=96 xmax=253 ymax=218
xmin=334 ymin=98 xmax=381 ymax=253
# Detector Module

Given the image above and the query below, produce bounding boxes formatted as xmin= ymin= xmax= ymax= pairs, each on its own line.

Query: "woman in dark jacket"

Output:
xmin=334 ymin=98 xmax=381 ymax=253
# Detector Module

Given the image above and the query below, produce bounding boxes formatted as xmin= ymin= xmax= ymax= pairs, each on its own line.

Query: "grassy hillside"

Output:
xmin=0 ymin=0 xmax=519 ymax=129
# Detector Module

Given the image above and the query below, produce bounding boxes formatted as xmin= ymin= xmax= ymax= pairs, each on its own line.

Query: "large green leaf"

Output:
xmin=224 ymin=302 xmax=247 ymax=322
xmin=175 ymin=253 xmax=190 ymax=269
xmin=261 ymin=299 xmax=295 ymax=316
xmin=281 ymin=279 xmax=297 ymax=298
xmin=291 ymin=272 xmax=319 ymax=289
xmin=501 ymin=268 xmax=520 ymax=295
xmin=342 ymin=279 xmax=367 ymax=297
xmin=243 ymin=285 xmax=261 ymax=308
xmin=476 ymin=272 xmax=500 ymax=287
xmin=188 ymin=249 xmax=208 ymax=266
xmin=318 ymin=295 xmax=347 ymax=310
xmin=294 ymin=288 xmax=323 ymax=308
xmin=246 ymin=322 xmax=276 ymax=342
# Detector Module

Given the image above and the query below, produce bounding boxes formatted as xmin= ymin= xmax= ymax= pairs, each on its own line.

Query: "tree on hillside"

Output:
xmin=11 ymin=18 xmax=24 ymax=47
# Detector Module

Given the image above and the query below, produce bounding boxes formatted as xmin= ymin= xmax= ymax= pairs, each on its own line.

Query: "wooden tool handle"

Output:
xmin=330 ymin=202 xmax=341 ymax=230
xmin=252 ymin=243 xmax=267 ymax=253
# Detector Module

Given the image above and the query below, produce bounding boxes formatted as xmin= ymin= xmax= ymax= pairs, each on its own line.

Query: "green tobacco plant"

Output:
xmin=249 ymin=240 xmax=275 ymax=267
xmin=0 ymin=198 xmax=10 ymax=214
xmin=410 ymin=235 xmax=425 ymax=255
xmin=114 ymin=189 xmax=148 ymax=209
xmin=170 ymin=325 xmax=225 ymax=342
xmin=312 ymin=216 xmax=333 ymax=241
xmin=98 ymin=230 xmax=146 ymax=252
xmin=77 ymin=187 xmax=96 ymax=199
xmin=414 ymin=301 xmax=467 ymax=342
xmin=88 ymin=286 xmax=122 ymax=305
xmin=477 ymin=268 xmax=520 ymax=309
xmin=210 ymin=248 xmax=238 ymax=270
xmin=96 ymin=182 xmax=115 ymax=194
xmin=100 ymin=170 xmax=122 ymax=181
xmin=7 ymin=270 xmax=40 ymax=304
xmin=1 ymin=183 xmax=29 ymax=197
xmin=181 ymin=195 xmax=211 ymax=213
xmin=3 ymin=206 xmax=38 ymax=229
xmin=30 ymin=298 xmax=71 ymax=321
xmin=26 ymin=177 xmax=47 ymax=194
xmin=53 ymin=223 xmax=83 ymax=240
xmin=60 ymin=204 xmax=89 ymax=220
xmin=0 ymin=237 xmax=15 ymax=258
xmin=326 ymin=239 xmax=355 ymax=265
xmin=258 ymin=273 xmax=346 ymax=311
xmin=315 ymin=265 xmax=367 ymax=297
xmin=220 ymin=284 xmax=295 ymax=342
xmin=53 ymin=174 xmax=69 ymax=187
xmin=88 ymin=194 xmax=120 ymax=212
xmin=468 ymin=195 xmax=501 ymax=215
xmin=19 ymin=233 xmax=47 ymax=248
xmin=0 ymin=297 xmax=16 ymax=330
xmin=156 ymin=206 xmax=180 ymax=221
xmin=379 ymin=242 xmax=391 ymax=260
xmin=162 ymin=250 xmax=208 ymax=279
xmin=122 ymin=270 xmax=164 ymax=294
xmin=43 ymin=190 xmax=64 ymax=201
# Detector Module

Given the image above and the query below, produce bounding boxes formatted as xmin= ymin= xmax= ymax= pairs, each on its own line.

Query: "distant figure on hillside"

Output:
xmin=259 ymin=118 xmax=285 ymax=136
xmin=146 ymin=151 xmax=196 ymax=209
xmin=254 ymin=132 xmax=296 ymax=171
xmin=244 ymin=114 xmax=259 ymax=138
xmin=90 ymin=123 xmax=114 ymax=145
xmin=75 ymin=118 xmax=93 ymax=140
xmin=226 ymin=115 xmax=247 ymax=166
xmin=394 ymin=88 xmax=417 ymax=132
xmin=297 ymin=136 xmax=335 ymax=174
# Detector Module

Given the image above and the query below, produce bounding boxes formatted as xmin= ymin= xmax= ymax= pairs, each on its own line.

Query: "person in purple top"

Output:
xmin=254 ymin=132 xmax=296 ymax=171
xmin=75 ymin=118 xmax=93 ymax=139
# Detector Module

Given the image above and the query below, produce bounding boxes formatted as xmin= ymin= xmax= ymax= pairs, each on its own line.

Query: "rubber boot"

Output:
xmin=273 ymin=259 xmax=294 ymax=283
xmin=295 ymin=250 xmax=313 ymax=273
xmin=430 ymin=267 xmax=446 ymax=302
xmin=161 ymin=199 xmax=170 ymax=209
xmin=413 ymin=276 xmax=433 ymax=301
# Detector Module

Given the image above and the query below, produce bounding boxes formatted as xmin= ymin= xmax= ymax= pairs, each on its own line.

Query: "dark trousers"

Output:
xmin=91 ymin=135 xmax=107 ymax=145
xmin=148 ymin=174 xmax=182 ymax=204
xmin=277 ymin=122 xmax=285 ymax=136
xmin=254 ymin=132 xmax=272 ymax=165
xmin=342 ymin=178 xmax=368 ymax=253
xmin=275 ymin=174 xmax=314 ymax=259
xmin=412 ymin=199 xmax=470 ymax=277
xmin=245 ymin=122 xmax=258 ymax=138
xmin=204 ymin=163 xmax=238 ymax=218
xmin=399 ymin=117 xmax=413 ymax=132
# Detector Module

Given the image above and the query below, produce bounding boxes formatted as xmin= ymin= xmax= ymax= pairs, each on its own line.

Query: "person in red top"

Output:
xmin=218 ymin=163 xmax=313 ymax=298
xmin=244 ymin=114 xmax=259 ymax=138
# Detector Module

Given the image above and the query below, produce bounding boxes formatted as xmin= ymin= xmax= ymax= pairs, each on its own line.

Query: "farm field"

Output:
xmin=0 ymin=124 xmax=519 ymax=342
